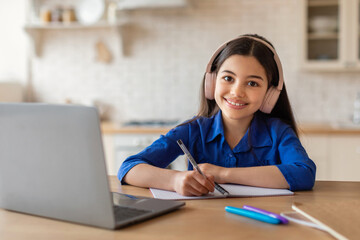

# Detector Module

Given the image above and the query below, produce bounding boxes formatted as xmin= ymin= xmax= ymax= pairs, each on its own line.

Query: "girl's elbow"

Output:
xmin=302 ymin=177 xmax=315 ymax=190
xmin=295 ymin=167 xmax=316 ymax=191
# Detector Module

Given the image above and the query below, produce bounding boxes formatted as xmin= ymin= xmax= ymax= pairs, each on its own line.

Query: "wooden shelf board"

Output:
xmin=308 ymin=32 xmax=339 ymax=40
xmin=308 ymin=0 xmax=339 ymax=7
xmin=24 ymin=21 xmax=125 ymax=30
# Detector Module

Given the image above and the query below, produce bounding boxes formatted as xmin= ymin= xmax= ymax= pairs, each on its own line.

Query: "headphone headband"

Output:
xmin=204 ymin=35 xmax=284 ymax=114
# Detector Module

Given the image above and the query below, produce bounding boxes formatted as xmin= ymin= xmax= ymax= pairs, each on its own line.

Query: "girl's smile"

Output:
xmin=214 ymin=55 xmax=268 ymax=125
xmin=224 ymin=98 xmax=247 ymax=109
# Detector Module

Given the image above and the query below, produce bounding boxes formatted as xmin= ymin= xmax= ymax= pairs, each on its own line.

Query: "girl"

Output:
xmin=118 ymin=34 xmax=316 ymax=196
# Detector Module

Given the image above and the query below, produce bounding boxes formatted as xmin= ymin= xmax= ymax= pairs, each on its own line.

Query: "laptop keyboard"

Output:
xmin=114 ymin=205 xmax=152 ymax=222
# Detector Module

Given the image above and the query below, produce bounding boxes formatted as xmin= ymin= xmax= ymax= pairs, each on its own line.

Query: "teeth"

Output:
xmin=227 ymin=100 xmax=245 ymax=106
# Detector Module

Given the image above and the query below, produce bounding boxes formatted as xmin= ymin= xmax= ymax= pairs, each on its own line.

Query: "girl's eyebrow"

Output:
xmin=221 ymin=70 xmax=236 ymax=75
xmin=248 ymin=75 xmax=264 ymax=81
xmin=220 ymin=70 xmax=264 ymax=81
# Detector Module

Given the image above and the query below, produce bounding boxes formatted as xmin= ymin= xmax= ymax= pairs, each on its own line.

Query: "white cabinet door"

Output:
xmin=113 ymin=134 xmax=160 ymax=176
xmin=300 ymin=0 xmax=360 ymax=71
xmin=328 ymin=135 xmax=360 ymax=181
xmin=300 ymin=134 xmax=330 ymax=180
xmin=113 ymin=134 xmax=188 ymax=176
xmin=102 ymin=134 xmax=115 ymax=175
xmin=301 ymin=133 xmax=360 ymax=181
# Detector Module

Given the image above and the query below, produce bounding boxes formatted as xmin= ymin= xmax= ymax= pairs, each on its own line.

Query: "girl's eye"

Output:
xmin=248 ymin=81 xmax=258 ymax=87
xmin=223 ymin=76 xmax=233 ymax=82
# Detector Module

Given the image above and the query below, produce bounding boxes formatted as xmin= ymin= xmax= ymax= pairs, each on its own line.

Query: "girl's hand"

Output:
xmin=198 ymin=163 xmax=227 ymax=183
xmin=173 ymin=170 xmax=215 ymax=196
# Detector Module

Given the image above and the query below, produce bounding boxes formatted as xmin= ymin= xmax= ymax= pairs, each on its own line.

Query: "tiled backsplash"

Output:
xmin=30 ymin=0 xmax=360 ymax=124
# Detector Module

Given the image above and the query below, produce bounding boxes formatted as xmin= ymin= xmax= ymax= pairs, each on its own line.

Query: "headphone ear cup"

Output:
xmin=260 ymin=87 xmax=281 ymax=114
xmin=204 ymin=72 xmax=216 ymax=100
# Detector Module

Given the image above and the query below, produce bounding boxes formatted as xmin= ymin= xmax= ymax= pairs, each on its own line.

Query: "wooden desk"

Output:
xmin=1 ymin=177 xmax=359 ymax=240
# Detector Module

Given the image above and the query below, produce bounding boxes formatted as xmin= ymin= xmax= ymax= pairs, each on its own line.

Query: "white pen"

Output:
xmin=176 ymin=139 xmax=229 ymax=196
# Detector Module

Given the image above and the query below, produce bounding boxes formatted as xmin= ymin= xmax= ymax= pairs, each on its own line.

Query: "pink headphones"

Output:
xmin=204 ymin=36 xmax=284 ymax=114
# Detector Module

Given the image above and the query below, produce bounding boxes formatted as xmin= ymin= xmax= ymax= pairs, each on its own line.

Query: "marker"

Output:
xmin=225 ymin=206 xmax=281 ymax=225
xmin=243 ymin=205 xmax=289 ymax=224
xmin=176 ymin=139 xmax=229 ymax=196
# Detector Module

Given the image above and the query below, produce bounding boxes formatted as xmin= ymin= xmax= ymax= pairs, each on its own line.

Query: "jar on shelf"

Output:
xmin=62 ymin=6 xmax=77 ymax=23
xmin=51 ymin=6 xmax=63 ymax=22
xmin=40 ymin=6 xmax=52 ymax=23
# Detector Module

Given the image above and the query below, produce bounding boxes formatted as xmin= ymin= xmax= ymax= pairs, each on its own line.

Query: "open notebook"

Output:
xmin=150 ymin=184 xmax=293 ymax=200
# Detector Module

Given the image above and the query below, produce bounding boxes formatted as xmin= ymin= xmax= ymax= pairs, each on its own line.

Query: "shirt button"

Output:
xmin=229 ymin=153 xmax=233 ymax=158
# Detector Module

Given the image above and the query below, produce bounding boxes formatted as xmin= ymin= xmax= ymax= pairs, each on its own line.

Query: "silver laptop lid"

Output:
xmin=0 ymin=103 xmax=116 ymax=229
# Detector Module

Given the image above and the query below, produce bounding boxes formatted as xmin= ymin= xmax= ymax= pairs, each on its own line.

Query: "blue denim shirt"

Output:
xmin=118 ymin=111 xmax=316 ymax=191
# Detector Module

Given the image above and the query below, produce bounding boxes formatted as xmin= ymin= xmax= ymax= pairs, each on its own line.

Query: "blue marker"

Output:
xmin=225 ymin=206 xmax=281 ymax=225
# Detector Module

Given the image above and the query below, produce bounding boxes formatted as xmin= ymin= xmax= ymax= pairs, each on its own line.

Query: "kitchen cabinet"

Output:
xmin=102 ymin=134 xmax=116 ymax=175
xmin=328 ymin=135 xmax=360 ymax=180
xmin=300 ymin=132 xmax=360 ymax=181
xmin=300 ymin=0 xmax=360 ymax=71
xmin=300 ymin=134 xmax=330 ymax=180
xmin=102 ymin=133 xmax=187 ymax=176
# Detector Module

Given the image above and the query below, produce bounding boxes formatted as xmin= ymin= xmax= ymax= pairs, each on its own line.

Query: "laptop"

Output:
xmin=0 ymin=103 xmax=185 ymax=229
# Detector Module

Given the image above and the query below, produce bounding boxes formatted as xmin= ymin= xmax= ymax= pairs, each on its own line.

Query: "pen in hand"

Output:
xmin=176 ymin=139 xmax=229 ymax=196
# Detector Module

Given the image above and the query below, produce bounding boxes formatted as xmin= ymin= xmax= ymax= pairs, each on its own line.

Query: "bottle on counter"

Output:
xmin=353 ymin=92 xmax=360 ymax=124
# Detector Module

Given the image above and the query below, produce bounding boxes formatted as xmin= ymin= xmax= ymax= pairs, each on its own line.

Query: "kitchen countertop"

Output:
xmin=101 ymin=121 xmax=360 ymax=135
xmin=101 ymin=122 xmax=171 ymax=134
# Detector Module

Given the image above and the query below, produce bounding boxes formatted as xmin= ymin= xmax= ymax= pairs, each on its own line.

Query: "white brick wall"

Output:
xmin=30 ymin=0 xmax=360 ymax=124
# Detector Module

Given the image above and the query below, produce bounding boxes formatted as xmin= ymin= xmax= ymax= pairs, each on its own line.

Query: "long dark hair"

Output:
xmin=197 ymin=34 xmax=298 ymax=136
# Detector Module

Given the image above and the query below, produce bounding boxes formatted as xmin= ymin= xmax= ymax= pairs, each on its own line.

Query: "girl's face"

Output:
xmin=214 ymin=54 xmax=269 ymax=124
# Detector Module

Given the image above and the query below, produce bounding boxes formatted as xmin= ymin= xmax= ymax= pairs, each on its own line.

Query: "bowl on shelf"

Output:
xmin=309 ymin=16 xmax=338 ymax=34
xmin=76 ymin=0 xmax=105 ymax=25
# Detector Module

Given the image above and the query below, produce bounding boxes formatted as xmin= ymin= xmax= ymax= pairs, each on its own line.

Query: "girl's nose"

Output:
xmin=230 ymin=83 xmax=245 ymax=97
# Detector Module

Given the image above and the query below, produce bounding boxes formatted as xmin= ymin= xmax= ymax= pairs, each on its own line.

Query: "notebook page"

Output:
xmin=150 ymin=188 xmax=225 ymax=200
xmin=150 ymin=184 xmax=293 ymax=200
xmin=220 ymin=184 xmax=294 ymax=197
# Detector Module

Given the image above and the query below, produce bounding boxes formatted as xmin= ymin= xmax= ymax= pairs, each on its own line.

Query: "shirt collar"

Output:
xmin=206 ymin=111 xmax=224 ymax=143
xmin=206 ymin=111 xmax=273 ymax=151
xmin=244 ymin=113 xmax=273 ymax=149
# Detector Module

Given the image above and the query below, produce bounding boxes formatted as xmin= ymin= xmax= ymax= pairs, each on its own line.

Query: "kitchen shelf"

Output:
xmin=118 ymin=0 xmax=187 ymax=10
xmin=24 ymin=21 xmax=124 ymax=30
xmin=24 ymin=21 xmax=126 ymax=57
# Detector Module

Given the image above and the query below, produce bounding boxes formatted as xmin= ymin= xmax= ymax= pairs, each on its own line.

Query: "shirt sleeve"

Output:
xmin=117 ymin=124 xmax=189 ymax=184
xmin=275 ymin=127 xmax=317 ymax=191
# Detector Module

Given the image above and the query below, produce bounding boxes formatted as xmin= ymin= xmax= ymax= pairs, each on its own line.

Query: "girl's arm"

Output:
xmin=119 ymin=120 xmax=218 ymax=196
xmin=199 ymin=164 xmax=289 ymax=189
xmin=123 ymin=163 xmax=215 ymax=196
xmin=199 ymin=125 xmax=315 ymax=191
